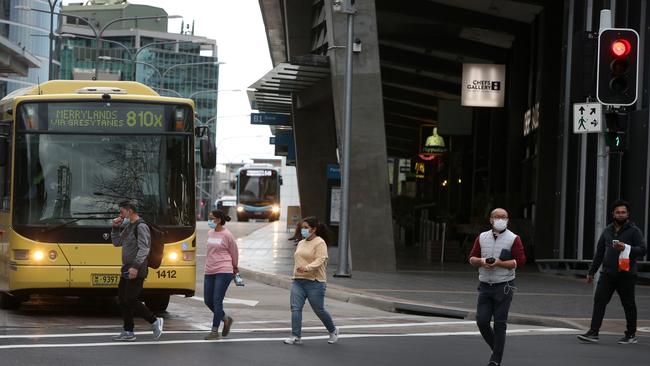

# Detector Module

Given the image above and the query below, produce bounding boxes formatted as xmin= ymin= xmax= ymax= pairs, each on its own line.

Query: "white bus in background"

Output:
xmin=235 ymin=164 xmax=281 ymax=222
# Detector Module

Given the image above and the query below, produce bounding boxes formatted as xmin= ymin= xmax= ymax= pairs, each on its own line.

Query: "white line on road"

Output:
xmin=215 ymin=315 xmax=419 ymax=325
xmin=0 ymin=321 xmax=475 ymax=339
xmin=181 ymin=295 xmax=259 ymax=307
xmin=0 ymin=328 xmax=578 ymax=350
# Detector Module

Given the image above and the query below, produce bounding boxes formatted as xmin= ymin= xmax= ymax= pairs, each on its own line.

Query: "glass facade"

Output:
xmin=0 ymin=0 xmax=59 ymax=95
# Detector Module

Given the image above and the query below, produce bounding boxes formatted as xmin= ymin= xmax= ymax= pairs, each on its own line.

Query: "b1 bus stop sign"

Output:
xmin=573 ymin=102 xmax=603 ymax=134
xmin=250 ymin=113 xmax=290 ymax=125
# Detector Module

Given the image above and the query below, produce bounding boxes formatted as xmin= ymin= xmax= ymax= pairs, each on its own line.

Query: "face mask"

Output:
xmin=614 ymin=218 xmax=627 ymax=225
xmin=208 ymin=220 xmax=217 ymax=229
xmin=492 ymin=219 xmax=508 ymax=231
xmin=301 ymin=228 xmax=311 ymax=239
xmin=122 ymin=218 xmax=130 ymax=226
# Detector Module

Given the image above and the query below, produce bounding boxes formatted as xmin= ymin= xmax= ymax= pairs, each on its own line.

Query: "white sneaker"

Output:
xmin=328 ymin=328 xmax=339 ymax=344
xmin=112 ymin=331 xmax=136 ymax=342
xmin=283 ymin=336 xmax=302 ymax=345
xmin=152 ymin=317 xmax=164 ymax=340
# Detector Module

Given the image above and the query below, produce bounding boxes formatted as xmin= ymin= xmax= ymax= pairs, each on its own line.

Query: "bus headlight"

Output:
xmin=167 ymin=252 xmax=179 ymax=261
xmin=237 ymin=206 xmax=244 ymax=213
xmin=32 ymin=250 xmax=45 ymax=261
xmin=272 ymin=205 xmax=280 ymax=213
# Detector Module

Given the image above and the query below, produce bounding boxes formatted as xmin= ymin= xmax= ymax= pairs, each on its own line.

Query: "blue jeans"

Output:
xmin=476 ymin=281 xmax=515 ymax=364
xmin=290 ymin=279 xmax=336 ymax=337
xmin=204 ymin=273 xmax=233 ymax=328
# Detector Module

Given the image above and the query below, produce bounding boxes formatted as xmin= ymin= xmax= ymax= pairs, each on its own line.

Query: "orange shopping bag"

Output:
xmin=618 ymin=244 xmax=631 ymax=272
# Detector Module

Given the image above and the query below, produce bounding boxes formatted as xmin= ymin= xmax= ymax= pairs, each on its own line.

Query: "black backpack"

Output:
xmin=134 ymin=221 xmax=166 ymax=269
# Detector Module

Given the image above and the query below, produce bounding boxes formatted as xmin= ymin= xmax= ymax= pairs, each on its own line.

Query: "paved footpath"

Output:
xmin=235 ymin=222 xmax=650 ymax=337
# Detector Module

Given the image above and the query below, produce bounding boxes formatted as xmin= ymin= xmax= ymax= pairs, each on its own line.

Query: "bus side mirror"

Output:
xmin=0 ymin=138 xmax=7 ymax=167
xmin=200 ymin=137 xmax=216 ymax=169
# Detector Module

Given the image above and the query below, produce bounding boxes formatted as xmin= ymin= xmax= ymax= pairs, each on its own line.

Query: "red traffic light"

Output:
xmin=611 ymin=39 xmax=631 ymax=57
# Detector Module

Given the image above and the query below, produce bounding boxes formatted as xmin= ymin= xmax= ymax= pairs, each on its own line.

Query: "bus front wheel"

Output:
xmin=0 ymin=292 xmax=22 ymax=310
xmin=143 ymin=294 xmax=170 ymax=312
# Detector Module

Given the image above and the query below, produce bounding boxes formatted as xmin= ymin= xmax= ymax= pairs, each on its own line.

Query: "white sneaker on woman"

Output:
xmin=283 ymin=336 xmax=302 ymax=345
xmin=328 ymin=328 xmax=339 ymax=344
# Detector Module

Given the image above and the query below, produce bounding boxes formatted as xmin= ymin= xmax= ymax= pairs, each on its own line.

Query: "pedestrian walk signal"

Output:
xmin=605 ymin=112 xmax=628 ymax=152
xmin=597 ymin=28 xmax=639 ymax=106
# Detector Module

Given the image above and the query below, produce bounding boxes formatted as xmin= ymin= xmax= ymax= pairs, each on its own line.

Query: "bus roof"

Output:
xmin=241 ymin=163 xmax=277 ymax=170
xmin=0 ymin=80 xmax=195 ymax=113
xmin=1 ymin=80 xmax=159 ymax=100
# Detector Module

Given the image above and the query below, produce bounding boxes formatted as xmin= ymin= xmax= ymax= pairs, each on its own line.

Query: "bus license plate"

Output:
xmin=91 ymin=274 xmax=120 ymax=286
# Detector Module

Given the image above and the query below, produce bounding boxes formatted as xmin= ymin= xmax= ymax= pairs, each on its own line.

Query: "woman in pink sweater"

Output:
xmin=203 ymin=210 xmax=239 ymax=340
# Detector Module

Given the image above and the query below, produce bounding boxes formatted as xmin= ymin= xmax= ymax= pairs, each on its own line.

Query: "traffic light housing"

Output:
xmin=605 ymin=112 xmax=628 ymax=152
xmin=597 ymin=28 xmax=639 ymax=106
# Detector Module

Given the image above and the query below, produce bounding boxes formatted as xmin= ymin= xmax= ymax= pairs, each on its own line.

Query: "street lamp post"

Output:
xmin=100 ymin=57 xmax=222 ymax=89
xmin=131 ymin=40 xmax=206 ymax=80
xmin=334 ymin=0 xmax=356 ymax=278
xmin=94 ymin=14 xmax=182 ymax=79
xmin=63 ymin=34 xmax=134 ymax=60
xmin=16 ymin=6 xmax=180 ymax=80
xmin=68 ymin=35 xmax=207 ymax=81
xmin=47 ymin=0 xmax=60 ymax=80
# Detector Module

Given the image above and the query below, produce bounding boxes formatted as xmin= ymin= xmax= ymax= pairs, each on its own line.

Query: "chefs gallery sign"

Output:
xmin=461 ymin=63 xmax=506 ymax=107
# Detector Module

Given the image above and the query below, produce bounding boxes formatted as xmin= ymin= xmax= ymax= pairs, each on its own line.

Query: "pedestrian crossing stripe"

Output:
xmin=0 ymin=328 xmax=578 ymax=350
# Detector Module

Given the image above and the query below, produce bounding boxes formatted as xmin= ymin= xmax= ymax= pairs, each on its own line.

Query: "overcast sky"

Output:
xmin=63 ymin=0 xmax=275 ymax=164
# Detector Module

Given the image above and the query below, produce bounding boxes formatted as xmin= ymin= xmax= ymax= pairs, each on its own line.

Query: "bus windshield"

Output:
xmin=238 ymin=169 xmax=278 ymax=206
xmin=12 ymin=101 xmax=194 ymax=227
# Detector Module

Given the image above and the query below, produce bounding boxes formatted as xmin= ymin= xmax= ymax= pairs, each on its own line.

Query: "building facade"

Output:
xmin=0 ymin=0 xmax=55 ymax=96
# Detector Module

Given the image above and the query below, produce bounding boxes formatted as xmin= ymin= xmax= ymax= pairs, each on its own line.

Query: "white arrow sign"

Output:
xmin=573 ymin=102 xmax=603 ymax=134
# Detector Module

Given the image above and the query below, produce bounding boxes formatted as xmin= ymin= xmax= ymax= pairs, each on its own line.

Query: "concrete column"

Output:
xmin=292 ymin=88 xmax=338 ymax=224
xmin=324 ymin=0 xmax=396 ymax=271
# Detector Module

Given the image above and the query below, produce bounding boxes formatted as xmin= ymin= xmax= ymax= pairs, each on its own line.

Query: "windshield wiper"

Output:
xmin=39 ymin=216 xmax=113 ymax=234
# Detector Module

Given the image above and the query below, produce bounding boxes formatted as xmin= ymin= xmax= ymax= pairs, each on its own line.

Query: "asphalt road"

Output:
xmin=1 ymin=222 xmax=648 ymax=366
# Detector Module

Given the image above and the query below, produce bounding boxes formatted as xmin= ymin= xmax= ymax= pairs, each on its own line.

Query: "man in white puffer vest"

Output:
xmin=469 ymin=208 xmax=526 ymax=366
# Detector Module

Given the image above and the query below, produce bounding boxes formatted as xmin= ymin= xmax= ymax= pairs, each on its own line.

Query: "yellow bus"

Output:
xmin=0 ymin=80 xmax=215 ymax=311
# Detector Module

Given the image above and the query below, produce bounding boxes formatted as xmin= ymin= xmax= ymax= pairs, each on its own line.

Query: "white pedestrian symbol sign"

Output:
xmin=573 ymin=103 xmax=602 ymax=134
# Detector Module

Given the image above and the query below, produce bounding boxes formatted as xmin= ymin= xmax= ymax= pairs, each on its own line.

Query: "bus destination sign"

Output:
xmin=47 ymin=103 xmax=166 ymax=133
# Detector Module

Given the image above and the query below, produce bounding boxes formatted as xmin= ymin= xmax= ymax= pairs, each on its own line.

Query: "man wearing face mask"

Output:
xmin=469 ymin=208 xmax=526 ymax=366
xmin=110 ymin=200 xmax=163 ymax=342
xmin=578 ymin=200 xmax=646 ymax=344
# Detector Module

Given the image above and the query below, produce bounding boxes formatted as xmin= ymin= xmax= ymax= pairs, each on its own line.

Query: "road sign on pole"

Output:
xmin=250 ymin=113 xmax=290 ymax=125
xmin=573 ymin=102 xmax=603 ymax=133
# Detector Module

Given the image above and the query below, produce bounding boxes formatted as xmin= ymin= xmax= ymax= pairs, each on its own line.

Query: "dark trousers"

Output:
xmin=204 ymin=273 xmax=234 ymax=328
xmin=589 ymin=272 xmax=637 ymax=335
xmin=118 ymin=277 xmax=156 ymax=332
xmin=476 ymin=281 xmax=514 ymax=364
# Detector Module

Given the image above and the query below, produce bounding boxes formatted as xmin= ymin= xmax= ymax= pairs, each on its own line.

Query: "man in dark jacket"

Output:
xmin=111 ymin=200 xmax=163 ymax=342
xmin=578 ymin=200 xmax=647 ymax=344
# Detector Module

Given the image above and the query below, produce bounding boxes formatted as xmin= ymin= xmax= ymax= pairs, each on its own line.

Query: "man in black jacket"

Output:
xmin=578 ymin=200 xmax=647 ymax=344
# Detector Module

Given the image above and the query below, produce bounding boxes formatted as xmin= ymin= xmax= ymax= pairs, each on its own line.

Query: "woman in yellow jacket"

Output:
xmin=283 ymin=216 xmax=338 ymax=345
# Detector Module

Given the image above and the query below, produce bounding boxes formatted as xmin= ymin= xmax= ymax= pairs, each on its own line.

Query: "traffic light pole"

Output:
xmin=577 ymin=0 xmax=595 ymax=260
xmin=593 ymin=9 xmax=613 ymax=292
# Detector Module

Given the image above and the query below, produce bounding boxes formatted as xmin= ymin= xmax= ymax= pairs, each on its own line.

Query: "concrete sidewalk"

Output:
xmin=237 ymin=222 xmax=650 ymax=333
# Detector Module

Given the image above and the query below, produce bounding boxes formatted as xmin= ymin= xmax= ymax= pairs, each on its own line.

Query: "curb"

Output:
xmin=238 ymin=267 xmax=582 ymax=330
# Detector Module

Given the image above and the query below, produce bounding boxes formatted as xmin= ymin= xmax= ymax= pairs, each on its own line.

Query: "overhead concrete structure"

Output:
xmin=252 ymin=0 xmax=650 ymax=271
xmin=0 ymin=36 xmax=40 ymax=76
